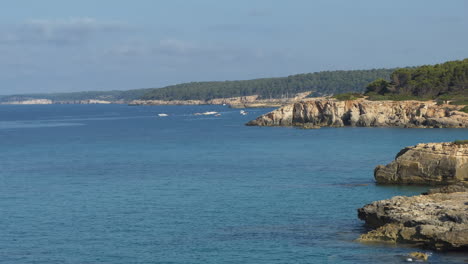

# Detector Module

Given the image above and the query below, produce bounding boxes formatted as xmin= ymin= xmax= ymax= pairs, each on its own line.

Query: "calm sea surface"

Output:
xmin=0 ymin=104 xmax=467 ymax=264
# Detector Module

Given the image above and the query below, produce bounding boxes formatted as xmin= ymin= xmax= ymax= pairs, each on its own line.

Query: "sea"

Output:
xmin=0 ymin=104 xmax=467 ymax=264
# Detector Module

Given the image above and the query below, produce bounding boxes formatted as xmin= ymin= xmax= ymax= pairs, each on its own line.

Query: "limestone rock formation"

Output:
xmin=357 ymin=185 xmax=468 ymax=251
xmin=374 ymin=142 xmax=468 ymax=185
xmin=246 ymin=98 xmax=468 ymax=128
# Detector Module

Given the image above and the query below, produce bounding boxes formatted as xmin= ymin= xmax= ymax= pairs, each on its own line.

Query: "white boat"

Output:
xmin=158 ymin=113 xmax=169 ymax=117
xmin=240 ymin=110 xmax=248 ymax=115
xmin=194 ymin=111 xmax=218 ymax=116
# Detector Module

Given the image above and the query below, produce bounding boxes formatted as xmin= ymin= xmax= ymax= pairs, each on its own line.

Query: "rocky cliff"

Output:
xmin=357 ymin=185 xmax=468 ymax=251
xmin=246 ymin=98 xmax=468 ymax=128
xmin=374 ymin=142 xmax=468 ymax=185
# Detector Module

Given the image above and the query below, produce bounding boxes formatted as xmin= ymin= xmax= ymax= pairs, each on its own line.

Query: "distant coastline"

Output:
xmin=0 ymin=92 xmax=312 ymax=108
xmin=0 ymin=99 xmax=114 ymax=105
xmin=0 ymin=68 xmax=394 ymax=106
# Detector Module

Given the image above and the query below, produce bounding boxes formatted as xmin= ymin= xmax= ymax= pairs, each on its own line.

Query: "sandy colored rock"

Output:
xmin=357 ymin=186 xmax=468 ymax=251
xmin=409 ymin=252 xmax=429 ymax=261
xmin=374 ymin=142 xmax=468 ymax=185
xmin=246 ymin=98 xmax=468 ymax=128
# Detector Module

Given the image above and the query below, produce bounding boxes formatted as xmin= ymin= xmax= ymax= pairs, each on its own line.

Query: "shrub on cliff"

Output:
xmin=332 ymin=93 xmax=364 ymax=101
xmin=365 ymin=93 xmax=428 ymax=101
xmin=454 ymin=140 xmax=468 ymax=145
xmin=365 ymin=78 xmax=392 ymax=94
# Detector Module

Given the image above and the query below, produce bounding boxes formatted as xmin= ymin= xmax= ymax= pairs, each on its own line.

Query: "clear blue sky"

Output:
xmin=1 ymin=0 xmax=467 ymax=94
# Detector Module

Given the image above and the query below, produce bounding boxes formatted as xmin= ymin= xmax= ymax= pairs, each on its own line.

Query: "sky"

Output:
xmin=0 ymin=0 xmax=467 ymax=95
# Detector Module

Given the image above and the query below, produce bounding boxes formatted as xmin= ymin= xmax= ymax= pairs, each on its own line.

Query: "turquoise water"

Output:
xmin=0 ymin=104 xmax=467 ymax=264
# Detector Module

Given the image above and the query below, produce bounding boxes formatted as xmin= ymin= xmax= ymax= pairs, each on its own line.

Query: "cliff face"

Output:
xmin=246 ymin=98 xmax=468 ymax=128
xmin=375 ymin=142 xmax=468 ymax=185
xmin=357 ymin=185 xmax=468 ymax=251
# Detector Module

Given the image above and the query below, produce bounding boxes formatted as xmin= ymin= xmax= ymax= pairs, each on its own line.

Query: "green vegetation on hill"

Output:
xmin=140 ymin=69 xmax=394 ymax=101
xmin=6 ymin=58 xmax=467 ymax=104
xmin=365 ymin=59 xmax=468 ymax=102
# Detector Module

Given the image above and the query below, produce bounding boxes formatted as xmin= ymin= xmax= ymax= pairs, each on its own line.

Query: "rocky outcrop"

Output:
xmin=357 ymin=185 xmax=468 ymax=251
xmin=246 ymin=98 xmax=468 ymax=128
xmin=374 ymin=142 xmax=468 ymax=185
xmin=209 ymin=95 xmax=259 ymax=105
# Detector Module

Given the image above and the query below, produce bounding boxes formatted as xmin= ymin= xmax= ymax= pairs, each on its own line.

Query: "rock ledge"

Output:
xmin=357 ymin=185 xmax=468 ymax=251
xmin=374 ymin=142 xmax=468 ymax=185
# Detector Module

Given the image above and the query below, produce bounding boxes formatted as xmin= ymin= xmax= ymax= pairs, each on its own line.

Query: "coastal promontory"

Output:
xmin=246 ymin=98 xmax=468 ymax=128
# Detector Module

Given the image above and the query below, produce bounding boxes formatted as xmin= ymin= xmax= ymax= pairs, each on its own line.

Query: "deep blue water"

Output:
xmin=0 ymin=104 xmax=467 ymax=264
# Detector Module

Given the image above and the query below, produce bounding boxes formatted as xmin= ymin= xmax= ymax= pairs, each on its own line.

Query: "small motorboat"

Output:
xmin=194 ymin=111 xmax=218 ymax=116
xmin=158 ymin=113 xmax=169 ymax=117
xmin=240 ymin=110 xmax=248 ymax=115
xmin=202 ymin=111 xmax=218 ymax=115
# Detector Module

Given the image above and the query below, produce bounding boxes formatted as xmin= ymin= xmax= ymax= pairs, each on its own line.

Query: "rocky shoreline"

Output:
xmin=357 ymin=184 xmax=468 ymax=251
xmin=374 ymin=142 xmax=468 ymax=185
xmin=246 ymin=98 xmax=468 ymax=128
xmin=244 ymin=97 xmax=468 ymax=251
xmin=357 ymin=141 xmax=468 ymax=252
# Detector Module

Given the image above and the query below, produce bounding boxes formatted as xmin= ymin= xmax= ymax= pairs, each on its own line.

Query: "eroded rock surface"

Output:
xmin=357 ymin=185 xmax=468 ymax=251
xmin=374 ymin=142 xmax=468 ymax=185
xmin=246 ymin=98 xmax=468 ymax=128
